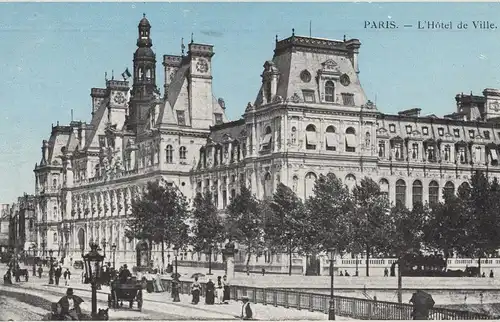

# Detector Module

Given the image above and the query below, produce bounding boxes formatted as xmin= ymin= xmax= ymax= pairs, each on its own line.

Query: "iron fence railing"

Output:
xmin=161 ymin=279 xmax=493 ymax=320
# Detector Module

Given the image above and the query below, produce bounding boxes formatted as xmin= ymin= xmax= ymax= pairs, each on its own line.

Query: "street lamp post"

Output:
xmin=48 ymin=249 xmax=54 ymax=285
xmin=83 ymin=242 xmax=104 ymax=318
xmin=328 ymin=247 xmax=336 ymax=320
xmin=111 ymin=243 xmax=117 ymax=269
xmin=172 ymin=246 xmax=180 ymax=302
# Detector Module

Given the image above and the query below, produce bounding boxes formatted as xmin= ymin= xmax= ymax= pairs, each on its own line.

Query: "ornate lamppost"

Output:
xmin=111 ymin=243 xmax=117 ymax=268
xmin=48 ymin=249 xmax=54 ymax=284
xmin=83 ymin=242 xmax=104 ymax=318
xmin=328 ymin=247 xmax=336 ymax=320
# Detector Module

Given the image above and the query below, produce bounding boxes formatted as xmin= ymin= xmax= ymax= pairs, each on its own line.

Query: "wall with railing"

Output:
xmin=161 ymin=278 xmax=492 ymax=320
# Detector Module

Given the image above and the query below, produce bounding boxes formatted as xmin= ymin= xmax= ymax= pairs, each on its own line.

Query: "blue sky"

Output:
xmin=1 ymin=2 xmax=500 ymax=203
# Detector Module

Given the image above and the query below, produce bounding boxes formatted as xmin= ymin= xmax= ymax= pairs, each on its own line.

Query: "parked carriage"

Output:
xmin=107 ymin=280 xmax=143 ymax=311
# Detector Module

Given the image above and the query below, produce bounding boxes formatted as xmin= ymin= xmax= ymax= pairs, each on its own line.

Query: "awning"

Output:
xmin=325 ymin=133 xmax=337 ymax=147
xmin=491 ymin=149 xmax=498 ymax=161
xmin=261 ymin=134 xmax=272 ymax=145
xmin=345 ymin=134 xmax=357 ymax=148
xmin=306 ymin=132 xmax=317 ymax=145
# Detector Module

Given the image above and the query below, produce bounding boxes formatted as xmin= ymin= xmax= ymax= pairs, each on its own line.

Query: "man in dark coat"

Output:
xmin=205 ymin=278 xmax=215 ymax=305
xmin=119 ymin=264 xmax=132 ymax=283
xmin=57 ymin=288 xmax=84 ymax=320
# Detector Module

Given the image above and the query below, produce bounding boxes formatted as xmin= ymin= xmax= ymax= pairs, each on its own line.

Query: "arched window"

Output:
xmin=264 ymin=173 xmax=272 ymax=198
xmin=429 ymin=181 xmax=439 ymax=205
xmin=443 ymin=181 xmax=455 ymax=198
xmin=325 ymin=126 xmax=336 ymax=151
xmin=396 ymin=179 xmax=406 ymax=206
xmin=345 ymin=127 xmax=356 ymax=152
xmin=305 ymin=124 xmax=317 ymax=150
xmin=325 ymin=81 xmax=335 ymax=102
xmin=458 ymin=182 xmax=470 ymax=195
xmin=166 ymin=145 xmax=173 ymax=163
xmin=412 ymin=180 xmax=423 ymax=205
xmin=52 ymin=179 xmax=57 ymax=189
xmin=261 ymin=126 xmax=272 ymax=151
xmin=379 ymin=179 xmax=389 ymax=198
xmin=53 ymin=232 xmax=58 ymax=243
xmin=305 ymin=172 xmax=317 ymax=199
xmin=179 ymin=146 xmax=187 ymax=160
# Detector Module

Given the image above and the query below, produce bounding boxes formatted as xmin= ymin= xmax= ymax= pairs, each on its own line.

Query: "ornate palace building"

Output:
xmin=33 ymin=16 xmax=500 ymax=273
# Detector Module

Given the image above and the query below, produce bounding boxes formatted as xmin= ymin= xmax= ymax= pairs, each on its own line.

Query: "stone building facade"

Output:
xmin=33 ymin=17 xmax=500 ymax=271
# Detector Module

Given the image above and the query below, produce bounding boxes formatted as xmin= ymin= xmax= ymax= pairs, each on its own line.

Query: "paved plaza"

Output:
xmin=0 ymin=264 xmax=349 ymax=320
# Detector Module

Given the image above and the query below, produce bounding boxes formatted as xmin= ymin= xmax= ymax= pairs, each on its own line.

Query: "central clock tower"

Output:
xmin=129 ymin=14 xmax=158 ymax=132
xmin=188 ymin=42 xmax=215 ymax=129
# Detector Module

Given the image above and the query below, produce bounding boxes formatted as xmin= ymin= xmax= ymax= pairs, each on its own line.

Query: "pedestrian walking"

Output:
xmin=223 ymin=275 xmax=230 ymax=304
xmin=490 ymin=270 xmax=494 ymax=278
xmin=216 ymin=276 xmax=224 ymax=304
xmin=64 ymin=268 xmax=71 ymax=286
xmin=384 ymin=267 xmax=389 ymax=277
xmin=191 ymin=277 xmax=201 ymax=304
xmin=38 ymin=265 xmax=43 ymax=278
xmin=55 ymin=266 xmax=62 ymax=286
xmin=205 ymin=278 xmax=215 ymax=305
xmin=240 ymin=296 xmax=253 ymax=320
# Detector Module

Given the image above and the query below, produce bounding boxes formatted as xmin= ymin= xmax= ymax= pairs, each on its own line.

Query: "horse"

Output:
xmin=13 ymin=268 xmax=29 ymax=282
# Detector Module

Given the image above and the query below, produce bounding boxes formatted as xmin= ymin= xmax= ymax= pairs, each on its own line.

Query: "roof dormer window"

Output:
xmin=325 ymin=81 xmax=335 ymax=102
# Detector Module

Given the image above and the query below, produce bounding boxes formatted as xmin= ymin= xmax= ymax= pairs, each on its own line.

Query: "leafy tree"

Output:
xmin=125 ymin=180 xmax=189 ymax=269
xmin=386 ymin=203 xmax=426 ymax=303
xmin=225 ymin=185 xmax=264 ymax=272
xmin=458 ymin=171 xmax=500 ymax=274
xmin=305 ymin=173 xmax=354 ymax=258
xmin=350 ymin=177 xmax=392 ymax=276
xmin=424 ymin=191 xmax=467 ymax=260
xmin=190 ymin=191 xmax=225 ymax=275
xmin=265 ymin=183 xmax=307 ymax=275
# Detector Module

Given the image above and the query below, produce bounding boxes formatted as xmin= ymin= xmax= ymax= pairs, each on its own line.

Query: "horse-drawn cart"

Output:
xmin=107 ymin=280 xmax=143 ymax=311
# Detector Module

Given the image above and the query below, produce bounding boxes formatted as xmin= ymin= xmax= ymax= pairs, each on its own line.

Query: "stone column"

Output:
xmin=223 ymin=242 xmax=238 ymax=279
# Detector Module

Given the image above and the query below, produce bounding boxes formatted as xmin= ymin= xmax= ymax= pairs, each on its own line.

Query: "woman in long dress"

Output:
xmin=191 ymin=277 xmax=201 ymax=304
xmin=205 ymin=279 xmax=215 ymax=305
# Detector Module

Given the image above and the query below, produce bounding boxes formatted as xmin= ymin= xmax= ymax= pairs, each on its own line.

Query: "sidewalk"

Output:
xmin=19 ymin=274 xmax=345 ymax=320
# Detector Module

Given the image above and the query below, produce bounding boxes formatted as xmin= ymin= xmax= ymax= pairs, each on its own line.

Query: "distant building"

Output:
xmin=0 ymin=204 xmax=10 ymax=253
xmin=32 ymin=16 xmax=500 ymax=273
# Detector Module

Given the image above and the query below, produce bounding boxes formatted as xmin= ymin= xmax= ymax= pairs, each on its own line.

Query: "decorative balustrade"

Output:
xmin=160 ymin=279 xmax=493 ymax=320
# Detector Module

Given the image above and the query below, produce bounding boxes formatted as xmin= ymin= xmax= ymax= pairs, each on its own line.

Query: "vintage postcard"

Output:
xmin=1 ymin=2 xmax=500 ymax=321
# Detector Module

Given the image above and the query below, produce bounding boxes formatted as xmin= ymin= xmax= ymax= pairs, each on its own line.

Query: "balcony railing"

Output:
xmin=161 ymin=279 xmax=493 ymax=320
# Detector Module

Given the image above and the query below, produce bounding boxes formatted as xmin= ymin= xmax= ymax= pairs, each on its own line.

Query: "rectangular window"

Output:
xmin=378 ymin=141 xmax=385 ymax=158
xmin=406 ymin=125 xmax=412 ymax=134
xmin=176 ymin=110 xmax=186 ymax=126
xmin=454 ymin=129 xmax=460 ymax=138
xmin=389 ymin=124 xmax=396 ymax=133
xmin=411 ymin=143 xmax=419 ymax=160
xmin=484 ymin=131 xmax=490 ymax=140
xmin=341 ymin=93 xmax=355 ymax=106
xmin=438 ymin=128 xmax=444 ymax=136
xmin=260 ymin=134 xmax=272 ymax=151
xmin=469 ymin=130 xmax=475 ymax=139
xmin=302 ymin=90 xmax=315 ymax=103
xmin=306 ymin=132 xmax=317 ymax=150
xmin=490 ymin=148 xmax=498 ymax=164
xmin=422 ymin=127 xmax=429 ymax=135
xmin=214 ymin=113 xmax=223 ymax=125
